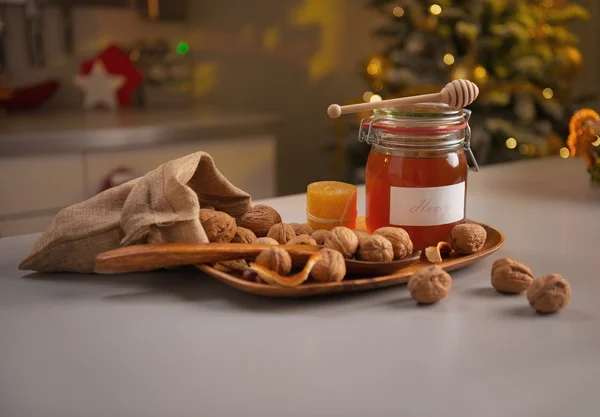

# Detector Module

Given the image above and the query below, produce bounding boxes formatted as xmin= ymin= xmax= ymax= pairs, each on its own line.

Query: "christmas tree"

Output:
xmin=358 ymin=0 xmax=590 ymax=165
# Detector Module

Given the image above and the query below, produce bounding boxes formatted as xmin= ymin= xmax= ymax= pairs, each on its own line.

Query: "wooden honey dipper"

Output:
xmin=327 ymin=79 xmax=479 ymax=118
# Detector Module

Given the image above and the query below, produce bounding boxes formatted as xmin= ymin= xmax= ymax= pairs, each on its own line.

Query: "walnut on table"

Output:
xmin=491 ymin=257 xmax=534 ymax=293
xmin=408 ymin=265 xmax=452 ymax=304
xmin=527 ymin=274 xmax=571 ymax=314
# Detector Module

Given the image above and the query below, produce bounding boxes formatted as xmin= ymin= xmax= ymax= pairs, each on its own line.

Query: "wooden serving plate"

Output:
xmin=196 ymin=219 xmax=505 ymax=298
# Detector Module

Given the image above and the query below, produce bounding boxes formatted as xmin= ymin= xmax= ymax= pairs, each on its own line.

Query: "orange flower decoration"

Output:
xmin=568 ymin=108 xmax=600 ymax=168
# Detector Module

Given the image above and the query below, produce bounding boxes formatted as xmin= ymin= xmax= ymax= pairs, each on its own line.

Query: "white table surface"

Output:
xmin=0 ymin=157 xmax=599 ymax=417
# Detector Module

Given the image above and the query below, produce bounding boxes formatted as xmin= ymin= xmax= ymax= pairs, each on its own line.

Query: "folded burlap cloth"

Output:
xmin=19 ymin=152 xmax=252 ymax=273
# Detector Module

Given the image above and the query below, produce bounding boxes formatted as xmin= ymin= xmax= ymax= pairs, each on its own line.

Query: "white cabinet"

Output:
xmin=0 ymin=154 xmax=84 ymax=216
xmin=0 ymin=135 xmax=277 ymax=237
xmin=84 ymin=135 xmax=276 ymax=200
xmin=0 ymin=215 xmax=58 ymax=238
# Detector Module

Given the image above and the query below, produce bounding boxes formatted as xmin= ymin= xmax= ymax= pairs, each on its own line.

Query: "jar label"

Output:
xmin=389 ymin=182 xmax=465 ymax=226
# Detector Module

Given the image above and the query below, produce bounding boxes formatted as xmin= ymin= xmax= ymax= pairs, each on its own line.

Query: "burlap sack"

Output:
xmin=19 ymin=151 xmax=252 ymax=273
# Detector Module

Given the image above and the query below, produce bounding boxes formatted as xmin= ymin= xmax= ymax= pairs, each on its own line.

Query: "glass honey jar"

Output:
xmin=359 ymin=103 xmax=479 ymax=250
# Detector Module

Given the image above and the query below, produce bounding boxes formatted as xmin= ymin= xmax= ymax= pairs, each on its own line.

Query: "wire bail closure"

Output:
xmin=463 ymin=109 xmax=479 ymax=172
xmin=358 ymin=108 xmax=479 ymax=172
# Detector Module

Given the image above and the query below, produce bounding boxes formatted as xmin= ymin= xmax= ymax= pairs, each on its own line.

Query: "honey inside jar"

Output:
xmin=361 ymin=104 xmax=477 ymax=250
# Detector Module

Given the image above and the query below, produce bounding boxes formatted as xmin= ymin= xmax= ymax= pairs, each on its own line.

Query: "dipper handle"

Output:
xmin=327 ymin=79 xmax=479 ymax=118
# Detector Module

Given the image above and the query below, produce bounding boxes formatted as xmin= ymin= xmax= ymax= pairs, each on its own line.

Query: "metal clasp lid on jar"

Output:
xmin=358 ymin=108 xmax=479 ymax=172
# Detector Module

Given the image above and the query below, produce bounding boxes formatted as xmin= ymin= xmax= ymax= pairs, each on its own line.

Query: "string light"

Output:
xmin=592 ymin=136 xmax=600 ymax=147
xmin=505 ymin=137 xmax=517 ymax=149
xmin=363 ymin=91 xmax=374 ymax=102
xmin=393 ymin=7 xmax=404 ymax=17
xmin=519 ymin=144 xmax=529 ymax=155
xmin=177 ymin=42 xmax=190 ymax=55
xmin=473 ymin=66 xmax=488 ymax=81
xmin=370 ymin=94 xmax=382 ymax=103
xmin=559 ymin=147 xmax=570 ymax=158
xmin=372 ymin=80 xmax=383 ymax=92
xmin=542 ymin=88 xmax=554 ymax=99
xmin=429 ymin=4 xmax=442 ymax=15
xmin=367 ymin=57 xmax=381 ymax=76
xmin=443 ymin=53 xmax=455 ymax=65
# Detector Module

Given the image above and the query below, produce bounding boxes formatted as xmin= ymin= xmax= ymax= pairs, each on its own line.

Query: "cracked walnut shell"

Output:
xmin=254 ymin=247 xmax=292 ymax=276
xmin=310 ymin=248 xmax=346 ymax=283
xmin=356 ymin=235 xmax=394 ymax=262
xmin=408 ymin=265 xmax=452 ymax=304
xmin=324 ymin=226 xmax=359 ymax=258
xmin=449 ymin=223 xmax=486 ymax=255
xmin=373 ymin=227 xmax=413 ymax=259
xmin=491 ymin=257 xmax=534 ymax=293
xmin=239 ymin=204 xmax=282 ymax=237
xmin=424 ymin=242 xmax=452 ymax=264
xmin=267 ymin=223 xmax=296 ymax=244
xmin=527 ymin=274 xmax=571 ymax=314
xmin=199 ymin=210 xmax=237 ymax=243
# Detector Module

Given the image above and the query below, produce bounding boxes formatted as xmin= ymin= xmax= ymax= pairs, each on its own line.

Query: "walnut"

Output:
xmin=255 ymin=237 xmax=279 ymax=245
xmin=267 ymin=223 xmax=296 ymax=244
xmin=217 ymin=259 xmax=250 ymax=272
xmin=353 ymin=229 xmax=370 ymax=241
xmin=254 ymin=247 xmax=292 ymax=276
xmin=491 ymin=257 xmax=534 ymax=293
xmin=527 ymin=274 xmax=571 ymax=314
xmin=199 ymin=208 xmax=216 ymax=223
xmin=289 ymin=223 xmax=314 ymax=236
xmin=310 ymin=248 xmax=346 ymax=282
xmin=449 ymin=223 xmax=487 ymax=255
xmin=424 ymin=242 xmax=452 ymax=264
xmin=231 ymin=227 xmax=257 ymax=244
xmin=408 ymin=265 xmax=452 ymax=304
xmin=239 ymin=204 xmax=282 ymax=237
xmin=200 ymin=210 xmax=237 ymax=243
xmin=286 ymin=234 xmax=317 ymax=246
xmin=311 ymin=229 xmax=329 ymax=245
xmin=373 ymin=227 xmax=413 ymax=259
xmin=324 ymin=226 xmax=359 ymax=258
xmin=356 ymin=235 xmax=394 ymax=262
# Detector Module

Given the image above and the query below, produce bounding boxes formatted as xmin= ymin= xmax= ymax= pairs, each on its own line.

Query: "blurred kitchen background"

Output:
xmin=0 ymin=0 xmax=598 ymax=237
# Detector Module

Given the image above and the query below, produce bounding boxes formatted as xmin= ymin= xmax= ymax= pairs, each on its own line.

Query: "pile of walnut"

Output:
xmin=491 ymin=257 xmax=571 ymax=314
xmin=199 ymin=204 xmax=414 ymax=287
xmin=407 ymin=257 xmax=572 ymax=314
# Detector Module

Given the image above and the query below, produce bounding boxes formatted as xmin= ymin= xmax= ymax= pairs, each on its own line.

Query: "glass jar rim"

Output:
xmin=372 ymin=102 xmax=464 ymax=120
xmin=361 ymin=102 xmax=468 ymax=135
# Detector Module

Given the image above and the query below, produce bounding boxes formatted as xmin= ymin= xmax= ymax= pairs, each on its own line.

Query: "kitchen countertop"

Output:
xmin=1 ymin=157 xmax=599 ymax=417
xmin=0 ymin=108 xmax=280 ymax=156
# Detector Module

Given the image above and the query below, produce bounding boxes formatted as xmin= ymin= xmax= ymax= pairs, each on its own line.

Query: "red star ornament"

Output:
xmin=80 ymin=44 xmax=143 ymax=107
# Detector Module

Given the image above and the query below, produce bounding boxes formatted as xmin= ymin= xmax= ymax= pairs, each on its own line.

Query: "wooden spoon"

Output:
xmin=94 ymin=242 xmax=423 ymax=277
xmin=327 ymin=79 xmax=479 ymax=118
xmin=94 ymin=242 xmax=320 ymax=274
